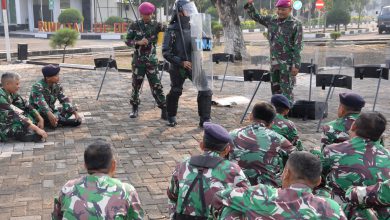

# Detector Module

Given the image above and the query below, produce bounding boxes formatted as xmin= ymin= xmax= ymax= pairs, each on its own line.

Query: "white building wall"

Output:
xmin=53 ymin=0 xmax=60 ymax=22
xmin=17 ymin=0 xmax=29 ymax=24
xmin=27 ymin=0 xmax=34 ymax=31
xmin=70 ymin=0 xmax=82 ymax=12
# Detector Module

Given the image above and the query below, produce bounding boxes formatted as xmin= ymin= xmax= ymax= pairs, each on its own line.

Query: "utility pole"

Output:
xmin=2 ymin=0 xmax=11 ymax=62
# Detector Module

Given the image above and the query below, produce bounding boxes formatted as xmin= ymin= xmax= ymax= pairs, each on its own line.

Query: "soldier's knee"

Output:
xmin=198 ymin=90 xmax=213 ymax=97
xmin=169 ymin=87 xmax=183 ymax=97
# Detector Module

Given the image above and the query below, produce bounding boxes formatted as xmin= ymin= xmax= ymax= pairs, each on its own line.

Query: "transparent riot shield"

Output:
xmin=190 ymin=13 xmax=213 ymax=91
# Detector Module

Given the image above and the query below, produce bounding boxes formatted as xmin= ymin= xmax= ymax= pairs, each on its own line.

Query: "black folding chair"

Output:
xmin=325 ymin=56 xmax=354 ymax=99
xmin=315 ymin=74 xmax=353 ymax=132
xmin=240 ymin=69 xmax=270 ymax=124
xmin=354 ymin=65 xmax=389 ymax=111
xmin=95 ymin=56 xmax=118 ymax=100
xmin=212 ymin=53 xmax=234 ymax=92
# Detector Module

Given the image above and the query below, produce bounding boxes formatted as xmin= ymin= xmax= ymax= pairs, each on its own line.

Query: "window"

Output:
xmin=61 ymin=0 xmax=70 ymax=9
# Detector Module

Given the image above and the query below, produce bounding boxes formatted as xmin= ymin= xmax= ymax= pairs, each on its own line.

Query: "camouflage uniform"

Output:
xmin=271 ymin=113 xmax=303 ymax=150
xmin=322 ymin=136 xmax=390 ymax=219
xmin=229 ymin=123 xmax=295 ymax=187
xmin=167 ymin=151 xmax=249 ymax=219
xmin=29 ymin=79 xmax=77 ymax=121
xmin=321 ymin=113 xmax=359 ymax=149
xmin=52 ymin=174 xmax=144 ymax=219
xmin=0 ymin=88 xmax=38 ymax=142
xmin=244 ymin=3 xmax=303 ymax=104
xmin=345 ymin=179 xmax=390 ymax=220
xmin=126 ymin=20 xmax=166 ymax=108
xmin=213 ymin=183 xmax=347 ymax=220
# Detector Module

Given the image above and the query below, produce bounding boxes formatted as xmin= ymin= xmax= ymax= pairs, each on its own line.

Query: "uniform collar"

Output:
xmin=288 ymin=183 xmax=313 ymax=193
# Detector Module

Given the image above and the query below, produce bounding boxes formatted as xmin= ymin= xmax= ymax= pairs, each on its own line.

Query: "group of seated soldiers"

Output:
xmin=47 ymin=84 xmax=388 ymax=219
xmin=1 ymin=66 xmax=388 ymax=219
xmin=0 ymin=65 xmax=82 ymax=142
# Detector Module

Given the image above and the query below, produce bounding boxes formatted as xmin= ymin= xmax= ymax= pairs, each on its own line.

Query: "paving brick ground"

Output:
xmin=0 ymin=45 xmax=390 ymax=219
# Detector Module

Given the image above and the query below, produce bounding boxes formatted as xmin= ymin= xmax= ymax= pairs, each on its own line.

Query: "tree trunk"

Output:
xmin=62 ymin=45 xmax=67 ymax=63
xmin=213 ymin=0 xmax=248 ymax=60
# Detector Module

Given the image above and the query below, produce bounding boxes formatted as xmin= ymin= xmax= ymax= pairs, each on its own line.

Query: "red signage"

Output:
xmin=1 ymin=0 xmax=6 ymax=10
xmin=315 ymin=0 xmax=324 ymax=9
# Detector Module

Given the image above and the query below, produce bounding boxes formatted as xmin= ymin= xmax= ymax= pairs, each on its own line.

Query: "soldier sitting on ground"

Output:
xmin=270 ymin=94 xmax=303 ymax=150
xmin=52 ymin=140 xmax=144 ymax=219
xmin=29 ymin=64 xmax=82 ymax=128
xmin=167 ymin=122 xmax=249 ymax=219
xmin=229 ymin=101 xmax=294 ymax=186
xmin=321 ymin=92 xmax=365 ymax=149
xmin=212 ymin=151 xmax=347 ymax=220
xmin=0 ymin=72 xmax=47 ymax=142
xmin=321 ymin=112 xmax=390 ymax=219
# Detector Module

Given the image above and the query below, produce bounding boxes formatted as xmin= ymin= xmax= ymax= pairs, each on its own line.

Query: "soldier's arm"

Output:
xmin=51 ymin=193 xmax=64 ymax=220
xmin=244 ymin=3 xmax=272 ymax=27
xmin=13 ymin=93 xmax=42 ymax=123
xmin=57 ymin=84 xmax=77 ymax=114
xmin=289 ymin=122 xmax=304 ymax=151
xmin=31 ymin=83 xmax=52 ymax=114
xmin=125 ymin=23 xmax=140 ymax=48
xmin=162 ymin=30 xmax=183 ymax=66
xmin=126 ymin=185 xmax=145 ymax=220
xmin=291 ymin=22 xmax=303 ymax=69
xmin=345 ymin=180 xmax=390 ymax=208
xmin=0 ymin=95 xmax=31 ymax=127
xmin=167 ymin=165 xmax=180 ymax=217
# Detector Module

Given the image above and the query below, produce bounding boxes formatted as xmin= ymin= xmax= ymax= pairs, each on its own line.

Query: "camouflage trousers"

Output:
xmin=0 ymin=114 xmax=35 ymax=142
xmin=130 ymin=65 xmax=166 ymax=108
xmin=270 ymin=65 xmax=295 ymax=104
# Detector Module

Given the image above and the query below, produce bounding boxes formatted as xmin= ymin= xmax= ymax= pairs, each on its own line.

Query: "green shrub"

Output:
xmin=241 ymin=20 xmax=256 ymax=30
xmin=50 ymin=28 xmax=79 ymax=63
xmin=105 ymin=16 xmax=124 ymax=26
xmin=58 ymin=8 xmax=84 ymax=24
xmin=330 ymin=31 xmax=341 ymax=40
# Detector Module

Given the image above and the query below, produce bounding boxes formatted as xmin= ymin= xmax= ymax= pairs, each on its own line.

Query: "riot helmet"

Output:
xmin=174 ymin=0 xmax=198 ymax=16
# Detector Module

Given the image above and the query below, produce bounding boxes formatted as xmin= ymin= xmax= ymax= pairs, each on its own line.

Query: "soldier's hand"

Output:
xmin=36 ymin=128 xmax=48 ymax=140
xmin=74 ymin=112 xmax=82 ymax=122
xmin=37 ymin=118 xmax=44 ymax=129
xmin=48 ymin=112 xmax=58 ymax=127
xmin=291 ymin=67 xmax=299 ymax=76
xmin=182 ymin=61 xmax=192 ymax=70
xmin=138 ymin=38 xmax=149 ymax=46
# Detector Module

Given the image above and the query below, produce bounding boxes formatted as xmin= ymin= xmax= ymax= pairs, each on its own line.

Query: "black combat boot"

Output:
xmin=15 ymin=131 xmax=43 ymax=142
xmin=197 ymin=90 xmax=212 ymax=128
xmin=161 ymin=106 xmax=168 ymax=120
xmin=129 ymin=105 xmax=139 ymax=118
xmin=167 ymin=116 xmax=177 ymax=127
xmin=58 ymin=118 xmax=82 ymax=127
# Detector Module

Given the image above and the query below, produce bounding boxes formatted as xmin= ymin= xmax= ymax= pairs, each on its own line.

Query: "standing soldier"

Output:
xmin=321 ymin=112 xmax=390 ymax=219
xmin=244 ymin=0 xmax=303 ymax=104
xmin=229 ymin=102 xmax=294 ymax=186
xmin=270 ymin=94 xmax=303 ymax=150
xmin=212 ymin=152 xmax=347 ymax=220
xmin=162 ymin=0 xmax=213 ymax=127
xmin=29 ymin=65 xmax=82 ymax=128
xmin=0 ymin=72 xmax=47 ymax=142
xmin=126 ymin=2 xmax=167 ymax=119
xmin=321 ymin=92 xmax=365 ymax=149
xmin=167 ymin=122 xmax=249 ymax=219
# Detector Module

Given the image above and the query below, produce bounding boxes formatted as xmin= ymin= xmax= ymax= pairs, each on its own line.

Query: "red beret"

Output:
xmin=139 ymin=2 xmax=155 ymax=15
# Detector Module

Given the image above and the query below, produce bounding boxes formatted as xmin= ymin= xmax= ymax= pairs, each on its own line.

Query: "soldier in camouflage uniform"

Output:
xmin=229 ymin=102 xmax=294 ymax=187
xmin=345 ymin=179 xmax=390 ymax=219
xmin=29 ymin=65 xmax=81 ymax=128
xmin=167 ymin=122 xmax=249 ymax=219
xmin=244 ymin=0 xmax=303 ymax=104
xmin=126 ymin=2 xmax=167 ymax=119
xmin=321 ymin=92 xmax=365 ymax=149
xmin=270 ymin=94 xmax=303 ymax=150
xmin=0 ymin=72 xmax=47 ymax=142
xmin=212 ymin=151 xmax=347 ymax=220
xmin=52 ymin=140 xmax=144 ymax=219
xmin=321 ymin=112 xmax=390 ymax=219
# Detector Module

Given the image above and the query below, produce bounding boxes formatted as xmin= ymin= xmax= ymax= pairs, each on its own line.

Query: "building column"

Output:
xmin=15 ymin=0 xmax=21 ymax=24
xmin=27 ymin=0 xmax=34 ymax=31
xmin=53 ymin=0 xmax=60 ymax=22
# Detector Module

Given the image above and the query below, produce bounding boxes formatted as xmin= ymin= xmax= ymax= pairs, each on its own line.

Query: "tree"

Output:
xmin=352 ymin=0 xmax=371 ymax=28
xmin=58 ymin=8 xmax=84 ymax=24
xmin=326 ymin=9 xmax=351 ymax=31
xmin=50 ymin=29 xmax=79 ymax=63
xmin=211 ymin=0 xmax=248 ymax=60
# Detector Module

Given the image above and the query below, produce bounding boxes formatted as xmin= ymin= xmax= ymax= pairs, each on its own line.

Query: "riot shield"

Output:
xmin=190 ymin=13 xmax=213 ymax=91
